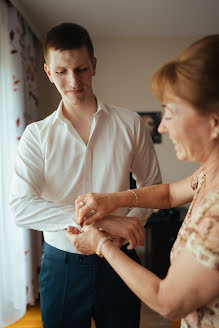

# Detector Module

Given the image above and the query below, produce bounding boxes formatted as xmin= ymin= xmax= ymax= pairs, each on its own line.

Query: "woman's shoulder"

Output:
xmin=190 ymin=167 xmax=206 ymax=190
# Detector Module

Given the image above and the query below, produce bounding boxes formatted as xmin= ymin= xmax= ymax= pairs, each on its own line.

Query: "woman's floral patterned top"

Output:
xmin=170 ymin=168 xmax=219 ymax=328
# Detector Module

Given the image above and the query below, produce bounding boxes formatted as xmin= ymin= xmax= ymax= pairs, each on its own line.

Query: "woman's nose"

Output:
xmin=158 ymin=117 xmax=167 ymax=134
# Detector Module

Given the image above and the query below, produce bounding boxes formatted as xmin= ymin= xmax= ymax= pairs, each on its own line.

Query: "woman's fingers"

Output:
xmin=75 ymin=200 xmax=86 ymax=218
xmin=122 ymin=217 xmax=145 ymax=249
xmin=75 ymin=193 xmax=99 ymax=224
xmin=135 ymin=224 xmax=145 ymax=247
xmin=126 ymin=230 xmax=137 ymax=250
xmin=94 ymin=215 xmax=145 ymax=249
xmin=78 ymin=208 xmax=99 ymax=225
xmin=75 ymin=192 xmax=116 ymax=224
xmin=83 ymin=212 xmax=102 ymax=225
xmin=135 ymin=222 xmax=145 ymax=246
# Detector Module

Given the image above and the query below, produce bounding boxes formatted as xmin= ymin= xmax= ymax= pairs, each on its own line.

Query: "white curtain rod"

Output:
xmin=9 ymin=0 xmax=43 ymax=42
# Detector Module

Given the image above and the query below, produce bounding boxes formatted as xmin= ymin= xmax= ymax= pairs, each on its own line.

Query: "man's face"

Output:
xmin=44 ymin=46 xmax=96 ymax=106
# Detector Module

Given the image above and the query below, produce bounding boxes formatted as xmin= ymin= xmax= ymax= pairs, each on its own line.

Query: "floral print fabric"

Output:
xmin=8 ymin=5 xmax=41 ymax=305
xmin=171 ymin=169 xmax=219 ymax=328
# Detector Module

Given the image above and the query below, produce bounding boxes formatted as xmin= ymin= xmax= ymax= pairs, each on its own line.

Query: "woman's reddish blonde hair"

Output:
xmin=152 ymin=35 xmax=219 ymax=115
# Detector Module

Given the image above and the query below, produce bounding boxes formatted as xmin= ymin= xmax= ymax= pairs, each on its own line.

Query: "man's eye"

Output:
xmin=56 ymin=71 xmax=66 ymax=74
xmin=77 ymin=68 xmax=88 ymax=73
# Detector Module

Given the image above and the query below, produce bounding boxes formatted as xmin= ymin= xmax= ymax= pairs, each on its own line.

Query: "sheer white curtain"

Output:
xmin=0 ymin=1 xmax=41 ymax=326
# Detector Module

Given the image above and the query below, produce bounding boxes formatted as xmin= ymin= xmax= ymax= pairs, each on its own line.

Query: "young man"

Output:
xmin=10 ymin=23 xmax=161 ymax=328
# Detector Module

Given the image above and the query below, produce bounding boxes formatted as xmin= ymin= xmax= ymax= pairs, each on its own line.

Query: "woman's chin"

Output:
xmin=175 ymin=151 xmax=187 ymax=161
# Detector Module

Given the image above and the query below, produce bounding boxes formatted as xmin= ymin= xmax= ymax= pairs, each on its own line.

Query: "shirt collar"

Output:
xmin=52 ymin=98 xmax=108 ymax=125
xmin=52 ymin=101 xmax=65 ymax=125
xmin=95 ymin=99 xmax=109 ymax=114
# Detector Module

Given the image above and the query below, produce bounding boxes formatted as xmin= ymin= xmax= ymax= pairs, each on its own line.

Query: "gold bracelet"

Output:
xmin=128 ymin=189 xmax=138 ymax=207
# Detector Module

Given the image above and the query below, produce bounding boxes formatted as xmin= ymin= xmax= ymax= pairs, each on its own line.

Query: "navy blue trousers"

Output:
xmin=39 ymin=242 xmax=141 ymax=328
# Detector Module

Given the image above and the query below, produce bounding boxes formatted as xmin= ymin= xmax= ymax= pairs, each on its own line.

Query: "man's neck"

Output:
xmin=61 ymin=95 xmax=98 ymax=145
xmin=62 ymin=95 xmax=97 ymax=123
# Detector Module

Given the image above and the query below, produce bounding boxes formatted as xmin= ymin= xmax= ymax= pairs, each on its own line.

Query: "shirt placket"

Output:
xmin=82 ymin=113 xmax=99 ymax=193
xmin=83 ymin=147 xmax=92 ymax=193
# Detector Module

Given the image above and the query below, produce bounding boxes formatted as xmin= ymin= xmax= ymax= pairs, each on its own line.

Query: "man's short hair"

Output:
xmin=43 ymin=22 xmax=94 ymax=62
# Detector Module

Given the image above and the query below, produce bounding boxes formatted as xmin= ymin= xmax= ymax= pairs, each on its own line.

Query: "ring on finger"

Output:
xmin=79 ymin=200 xmax=85 ymax=207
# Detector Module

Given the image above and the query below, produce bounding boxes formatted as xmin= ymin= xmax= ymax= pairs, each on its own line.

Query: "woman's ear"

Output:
xmin=211 ymin=113 xmax=219 ymax=140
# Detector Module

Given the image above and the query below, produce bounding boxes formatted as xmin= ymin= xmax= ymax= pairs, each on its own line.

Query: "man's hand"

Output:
xmin=66 ymin=225 xmax=124 ymax=254
xmin=93 ymin=215 xmax=145 ymax=250
xmin=66 ymin=225 xmax=102 ymax=255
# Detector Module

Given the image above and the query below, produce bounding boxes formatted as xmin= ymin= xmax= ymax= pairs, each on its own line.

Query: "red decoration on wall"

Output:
xmin=13 ymin=80 xmax=20 ymax=86
xmin=16 ymin=118 xmax=20 ymax=127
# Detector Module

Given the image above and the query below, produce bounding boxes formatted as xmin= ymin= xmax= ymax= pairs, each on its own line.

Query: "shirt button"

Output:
xmin=78 ymin=256 xmax=83 ymax=262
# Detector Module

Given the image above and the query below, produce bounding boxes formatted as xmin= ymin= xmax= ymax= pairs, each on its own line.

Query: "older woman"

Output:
xmin=67 ymin=35 xmax=219 ymax=328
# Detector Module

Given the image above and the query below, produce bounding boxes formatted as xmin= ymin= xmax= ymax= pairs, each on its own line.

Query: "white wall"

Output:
xmin=36 ymin=42 xmax=61 ymax=120
xmin=93 ymin=37 xmax=199 ymax=183
xmin=37 ymin=37 xmax=199 ymax=184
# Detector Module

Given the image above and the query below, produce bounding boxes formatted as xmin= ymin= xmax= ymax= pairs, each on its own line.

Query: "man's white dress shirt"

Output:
xmin=10 ymin=100 xmax=161 ymax=253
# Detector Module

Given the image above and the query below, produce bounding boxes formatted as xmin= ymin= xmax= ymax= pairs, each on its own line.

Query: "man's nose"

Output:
xmin=68 ymin=71 xmax=79 ymax=85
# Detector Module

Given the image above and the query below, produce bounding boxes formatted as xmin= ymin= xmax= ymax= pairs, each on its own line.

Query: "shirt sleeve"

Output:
xmin=127 ymin=114 xmax=162 ymax=225
xmin=9 ymin=124 xmax=77 ymax=232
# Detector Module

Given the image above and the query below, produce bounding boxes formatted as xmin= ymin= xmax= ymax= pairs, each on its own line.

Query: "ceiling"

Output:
xmin=13 ymin=0 xmax=219 ymax=41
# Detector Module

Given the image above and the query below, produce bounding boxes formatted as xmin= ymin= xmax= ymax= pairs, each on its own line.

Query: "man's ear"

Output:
xmin=44 ymin=63 xmax=54 ymax=83
xmin=92 ymin=57 xmax=97 ymax=76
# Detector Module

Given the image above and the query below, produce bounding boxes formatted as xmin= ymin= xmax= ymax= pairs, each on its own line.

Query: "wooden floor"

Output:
xmin=6 ymin=303 xmax=180 ymax=328
xmin=6 ymin=304 xmax=94 ymax=328
xmin=6 ymin=304 xmax=43 ymax=328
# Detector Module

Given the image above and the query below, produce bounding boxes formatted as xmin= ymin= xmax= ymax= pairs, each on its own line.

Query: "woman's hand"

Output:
xmin=75 ymin=192 xmax=120 ymax=225
xmin=94 ymin=215 xmax=145 ymax=250
xmin=66 ymin=225 xmax=104 ymax=255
